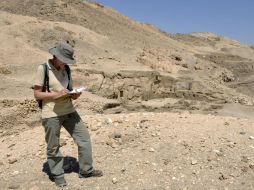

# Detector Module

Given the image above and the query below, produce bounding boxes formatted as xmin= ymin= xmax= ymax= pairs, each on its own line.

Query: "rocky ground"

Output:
xmin=1 ymin=0 xmax=254 ymax=189
xmin=1 ymin=110 xmax=254 ymax=190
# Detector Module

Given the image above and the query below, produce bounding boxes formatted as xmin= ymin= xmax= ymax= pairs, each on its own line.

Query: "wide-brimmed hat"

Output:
xmin=49 ymin=42 xmax=76 ymax=64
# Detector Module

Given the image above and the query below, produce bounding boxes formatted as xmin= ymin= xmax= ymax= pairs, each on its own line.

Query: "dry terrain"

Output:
xmin=0 ymin=0 xmax=254 ymax=189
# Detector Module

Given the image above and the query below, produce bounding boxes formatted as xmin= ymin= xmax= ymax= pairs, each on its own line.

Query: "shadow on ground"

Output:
xmin=42 ymin=156 xmax=79 ymax=181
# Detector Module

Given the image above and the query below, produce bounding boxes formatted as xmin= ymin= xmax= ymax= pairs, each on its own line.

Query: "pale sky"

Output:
xmin=97 ymin=0 xmax=254 ymax=46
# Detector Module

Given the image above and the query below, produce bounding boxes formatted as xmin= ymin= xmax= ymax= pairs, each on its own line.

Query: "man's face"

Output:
xmin=55 ymin=58 xmax=66 ymax=70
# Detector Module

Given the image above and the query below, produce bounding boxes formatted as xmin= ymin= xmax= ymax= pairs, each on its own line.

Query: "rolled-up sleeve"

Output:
xmin=34 ymin=65 xmax=44 ymax=87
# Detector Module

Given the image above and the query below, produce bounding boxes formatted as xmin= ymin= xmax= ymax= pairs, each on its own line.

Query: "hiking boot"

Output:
xmin=54 ymin=177 xmax=67 ymax=187
xmin=79 ymin=170 xmax=103 ymax=178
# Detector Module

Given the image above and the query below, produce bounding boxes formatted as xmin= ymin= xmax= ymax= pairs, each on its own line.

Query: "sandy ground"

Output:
xmin=0 ymin=1 xmax=254 ymax=189
xmin=1 ymin=111 xmax=254 ymax=190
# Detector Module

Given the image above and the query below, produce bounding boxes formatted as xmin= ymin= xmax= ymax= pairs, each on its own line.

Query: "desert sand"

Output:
xmin=0 ymin=0 xmax=254 ymax=189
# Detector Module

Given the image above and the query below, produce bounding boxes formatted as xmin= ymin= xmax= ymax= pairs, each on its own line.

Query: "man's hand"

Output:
xmin=71 ymin=92 xmax=82 ymax=100
xmin=53 ymin=89 xmax=70 ymax=99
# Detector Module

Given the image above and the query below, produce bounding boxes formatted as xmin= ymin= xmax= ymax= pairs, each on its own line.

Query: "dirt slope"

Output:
xmin=0 ymin=0 xmax=254 ymax=189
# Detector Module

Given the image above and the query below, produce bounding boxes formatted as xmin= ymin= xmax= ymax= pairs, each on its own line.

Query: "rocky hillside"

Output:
xmin=0 ymin=1 xmax=254 ymax=189
xmin=1 ymin=0 xmax=254 ymax=139
xmin=0 ymin=0 xmax=254 ymax=136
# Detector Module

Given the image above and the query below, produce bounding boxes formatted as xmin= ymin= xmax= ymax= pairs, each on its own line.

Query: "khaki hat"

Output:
xmin=49 ymin=42 xmax=76 ymax=64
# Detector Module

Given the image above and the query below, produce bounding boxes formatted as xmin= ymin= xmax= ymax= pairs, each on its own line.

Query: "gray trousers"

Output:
xmin=42 ymin=111 xmax=93 ymax=178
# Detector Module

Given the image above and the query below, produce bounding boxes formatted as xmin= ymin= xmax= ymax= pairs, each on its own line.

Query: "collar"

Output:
xmin=47 ymin=59 xmax=57 ymax=71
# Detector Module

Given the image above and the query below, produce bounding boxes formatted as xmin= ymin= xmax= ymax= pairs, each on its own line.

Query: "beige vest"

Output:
xmin=34 ymin=60 xmax=75 ymax=118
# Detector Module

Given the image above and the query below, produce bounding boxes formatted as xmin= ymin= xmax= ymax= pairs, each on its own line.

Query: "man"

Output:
xmin=33 ymin=42 xmax=103 ymax=187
